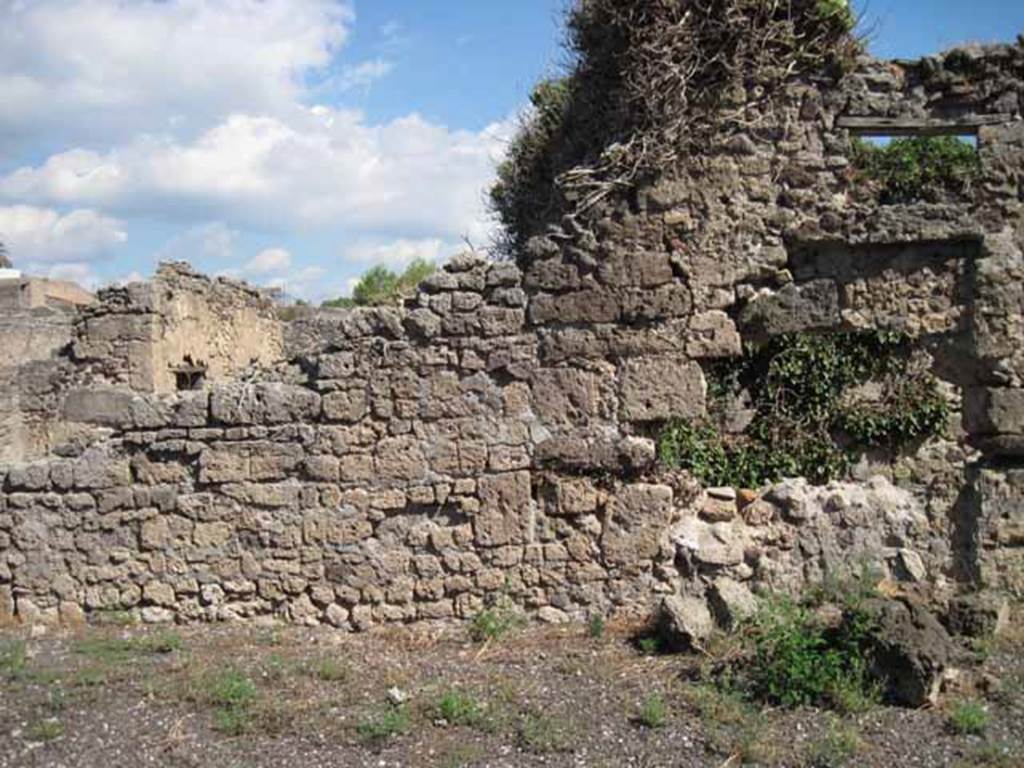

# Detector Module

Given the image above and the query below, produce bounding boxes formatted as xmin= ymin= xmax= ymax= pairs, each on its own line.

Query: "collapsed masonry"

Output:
xmin=1 ymin=41 xmax=1023 ymax=633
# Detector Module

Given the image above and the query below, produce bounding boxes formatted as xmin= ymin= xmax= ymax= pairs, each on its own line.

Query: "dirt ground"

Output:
xmin=0 ymin=614 xmax=1021 ymax=768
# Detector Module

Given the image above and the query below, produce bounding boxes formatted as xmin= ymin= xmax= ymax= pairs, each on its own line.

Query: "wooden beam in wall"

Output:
xmin=835 ymin=114 xmax=1012 ymax=136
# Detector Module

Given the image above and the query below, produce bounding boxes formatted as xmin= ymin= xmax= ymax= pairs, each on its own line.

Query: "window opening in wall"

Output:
xmin=173 ymin=355 xmax=207 ymax=391
xmin=848 ymin=134 xmax=979 ymax=205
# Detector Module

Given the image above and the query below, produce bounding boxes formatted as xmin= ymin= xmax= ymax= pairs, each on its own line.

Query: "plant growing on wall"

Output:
xmin=850 ymin=136 xmax=980 ymax=204
xmin=658 ymin=331 xmax=950 ymax=488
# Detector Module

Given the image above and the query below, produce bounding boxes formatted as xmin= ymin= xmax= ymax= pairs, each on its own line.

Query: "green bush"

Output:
xmin=658 ymin=331 xmax=950 ymax=488
xmin=851 ymin=136 xmax=979 ymax=204
xmin=816 ymin=0 xmax=854 ymax=29
xmin=746 ymin=596 xmax=878 ymax=711
xmin=587 ymin=614 xmax=606 ymax=640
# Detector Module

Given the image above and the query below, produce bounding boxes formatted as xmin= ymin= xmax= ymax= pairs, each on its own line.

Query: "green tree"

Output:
xmin=321 ymin=258 xmax=438 ymax=309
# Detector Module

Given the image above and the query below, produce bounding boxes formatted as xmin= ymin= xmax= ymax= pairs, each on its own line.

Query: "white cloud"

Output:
xmin=0 ymin=0 xmax=513 ymax=292
xmin=0 ymin=205 xmax=126 ymax=265
xmin=245 ymin=247 xmax=293 ymax=276
xmin=42 ymin=262 xmax=101 ymax=289
xmin=155 ymin=222 xmax=241 ymax=263
xmin=0 ymin=111 xmax=513 ymax=243
xmin=336 ymin=59 xmax=394 ymax=93
xmin=265 ymin=265 xmax=330 ymax=302
xmin=0 ymin=0 xmax=353 ymax=154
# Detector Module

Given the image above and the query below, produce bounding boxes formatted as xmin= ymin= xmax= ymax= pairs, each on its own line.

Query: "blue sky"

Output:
xmin=0 ymin=0 xmax=1021 ymax=301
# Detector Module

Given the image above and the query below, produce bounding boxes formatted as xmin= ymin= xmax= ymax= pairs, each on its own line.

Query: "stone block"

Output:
xmin=597 ymin=252 xmax=674 ymax=288
xmin=709 ymin=577 xmax=758 ymax=629
xmin=602 ymin=483 xmax=675 ymax=565
xmin=548 ymin=477 xmax=601 ymax=516
xmin=529 ymin=290 xmax=620 ymax=325
xmin=524 ymin=259 xmax=581 ymax=292
xmin=303 ymin=455 xmax=340 ymax=482
xmin=475 ymin=472 xmax=531 ymax=547
xmin=964 ymin=388 xmax=1024 ymax=436
xmin=661 ymin=595 xmax=714 ymax=650
xmin=375 ymin=437 xmax=427 ymax=482
xmin=532 ymin=367 xmax=615 ymax=426
xmin=619 ymin=356 xmax=706 ymax=422
xmin=686 ymin=311 xmax=743 ymax=359
xmin=62 ymin=388 xmax=137 ymax=428
xmin=739 ymin=280 xmax=840 ymax=338
xmin=620 ymin=283 xmax=692 ymax=321
xmin=198 ymin=447 xmax=249 ymax=484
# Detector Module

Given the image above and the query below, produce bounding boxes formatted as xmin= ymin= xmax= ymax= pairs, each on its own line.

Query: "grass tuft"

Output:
xmin=357 ymin=703 xmax=410 ymax=745
xmin=436 ymin=689 xmax=485 ymax=727
xmin=636 ymin=694 xmax=668 ymax=729
xmin=948 ymin=699 xmax=990 ymax=736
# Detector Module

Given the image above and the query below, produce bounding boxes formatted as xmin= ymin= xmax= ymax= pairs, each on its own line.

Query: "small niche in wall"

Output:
xmin=173 ymin=355 xmax=208 ymax=391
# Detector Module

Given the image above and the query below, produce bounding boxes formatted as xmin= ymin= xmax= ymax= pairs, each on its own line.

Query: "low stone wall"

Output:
xmin=0 ymin=255 xmax=977 ymax=629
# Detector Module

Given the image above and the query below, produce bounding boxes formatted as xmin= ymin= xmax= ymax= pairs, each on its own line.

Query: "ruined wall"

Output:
xmin=71 ymin=262 xmax=283 ymax=395
xmin=0 ymin=277 xmax=94 ymax=312
xmin=0 ymin=310 xmax=77 ymax=464
xmin=1 ymin=43 xmax=1023 ymax=628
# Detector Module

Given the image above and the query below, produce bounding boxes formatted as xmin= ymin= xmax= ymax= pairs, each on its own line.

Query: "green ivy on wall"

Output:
xmin=657 ymin=331 xmax=950 ymax=488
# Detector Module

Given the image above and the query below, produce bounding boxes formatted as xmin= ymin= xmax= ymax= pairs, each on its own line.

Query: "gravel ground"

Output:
xmin=0 ymin=617 xmax=1021 ymax=768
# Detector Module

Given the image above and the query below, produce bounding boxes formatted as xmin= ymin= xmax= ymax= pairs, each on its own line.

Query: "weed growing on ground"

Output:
xmin=92 ymin=609 xmax=136 ymax=627
xmin=955 ymin=741 xmax=1021 ymax=767
xmin=436 ymin=689 xmax=485 ymax=727
xmin=311 ymin=658 xmax=348 ymax=683
xmin=0 ymin=639 xmax=28 ymax=680
xmin=519 ymin=711 xmax=575 ymax=753
xmin=637 ymin=634 xmax=666 ymax=656
xmin=683 ymin=683 xmax=774 ymax=761
xmin=25 ymin=719 xmax=64 ymax=743
xmin=470 ymin=597 xmax=523 ymax=643
xmin=636 ymin=694 xmax=668 ymax=729
xmin=206 ymin=668 xmax=258 ymax=736
xmin=807 ymin=715 xmax=863 ymax=767
xmin=74 ymin=632 xmax=183 ymax=663
xmin=588 ymin=614 xmax=606 ymax=640
xmin=948 ymin=699 xmax=990 ymax=736
xmin=357 ymin=703 xmax=410 ymax=745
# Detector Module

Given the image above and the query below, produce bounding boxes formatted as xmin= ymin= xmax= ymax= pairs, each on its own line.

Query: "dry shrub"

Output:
xmin=492 ymin=0 xmax=860 ymax=254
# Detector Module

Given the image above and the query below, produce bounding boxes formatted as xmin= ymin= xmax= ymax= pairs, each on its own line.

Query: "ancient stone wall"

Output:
xmin=1 ymin=42 xmax=1023 ymax=629
xmin=70 ymin=262 xmax=283 ymax=395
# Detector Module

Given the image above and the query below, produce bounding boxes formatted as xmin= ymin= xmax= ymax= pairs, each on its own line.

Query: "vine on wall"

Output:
xmin=657 ymin=331 xmax=951 ymax=488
